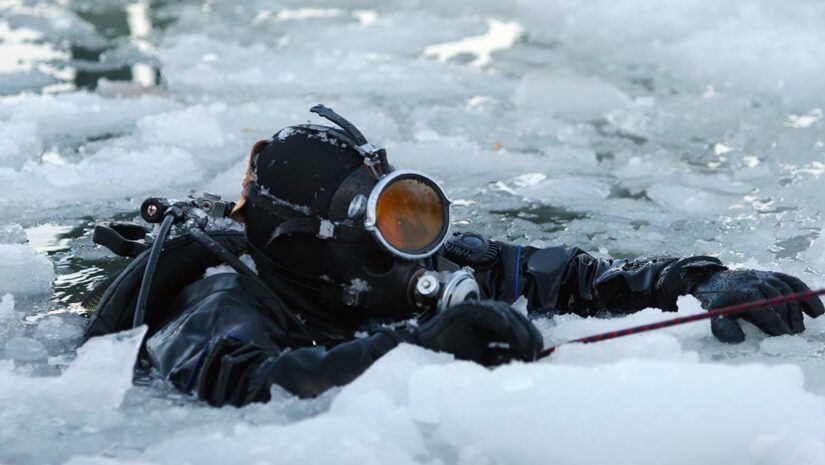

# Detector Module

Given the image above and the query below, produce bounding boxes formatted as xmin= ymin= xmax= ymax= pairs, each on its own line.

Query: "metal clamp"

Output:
xmin=318 ymin=220 xmax=336 ymax=239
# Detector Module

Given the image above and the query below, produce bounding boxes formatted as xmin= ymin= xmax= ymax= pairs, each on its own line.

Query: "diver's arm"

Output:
xmin=144 ymin=275 xmax=400 ymax=406
xmin=441 ymin=233 xmax=724 ymax=315
xmin=514 ymin=246 xmax=725 ymax=315
xmin=148 ymin=319 xmax=399 ymax=406
xmin=442 ymin=233 xmax=825 ymax=342
xmin=190 ymin=330 xmax=400 ymax=405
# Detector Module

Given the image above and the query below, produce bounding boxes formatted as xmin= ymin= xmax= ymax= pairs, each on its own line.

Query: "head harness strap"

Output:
xmin=310 ymin=104 xmax=368 ymax=145
xmin=310 ymin=104 xmax=391 ymax=177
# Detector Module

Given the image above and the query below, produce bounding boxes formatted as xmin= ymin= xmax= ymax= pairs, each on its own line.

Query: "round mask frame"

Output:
xmin=362 ymin=169 xmax=452 ymax=260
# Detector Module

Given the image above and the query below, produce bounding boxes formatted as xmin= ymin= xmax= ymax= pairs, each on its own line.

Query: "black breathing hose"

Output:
xmin=184 ymin=224 xmax=313 ymax=340
xmin=131 ymin=198 xmax=314 ymax=343
xmin=133 ymin=212 xmax=176 ymax=328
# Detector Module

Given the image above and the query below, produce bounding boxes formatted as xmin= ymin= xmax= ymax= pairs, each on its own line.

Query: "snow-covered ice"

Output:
xmin=2 ymin=0 xmax=825 ymax=464
xmin=0 ymin=243 xmax=54 ymax=295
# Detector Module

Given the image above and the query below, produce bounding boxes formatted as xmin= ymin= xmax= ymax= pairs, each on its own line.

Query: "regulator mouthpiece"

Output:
xmin=413 ymin=268 xmax=481 ymax=313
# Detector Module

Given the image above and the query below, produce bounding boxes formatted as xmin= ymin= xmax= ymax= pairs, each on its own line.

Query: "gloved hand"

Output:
xmin=398 ymin=300 xmax=543 ymax=366
xmin=692 ymin=270 xmax=825 ymax=343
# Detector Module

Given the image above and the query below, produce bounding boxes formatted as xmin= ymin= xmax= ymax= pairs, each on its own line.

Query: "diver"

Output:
xmin=83 ymin=105 xmax=825 ymax=407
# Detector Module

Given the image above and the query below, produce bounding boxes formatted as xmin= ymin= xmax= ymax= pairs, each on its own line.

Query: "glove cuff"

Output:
xmin=654 ymin=256 xmax=727 ymax=311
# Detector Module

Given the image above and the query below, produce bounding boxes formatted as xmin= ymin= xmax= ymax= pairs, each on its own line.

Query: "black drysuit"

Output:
xmin=84 ymin=231 xmax=723 ymax=406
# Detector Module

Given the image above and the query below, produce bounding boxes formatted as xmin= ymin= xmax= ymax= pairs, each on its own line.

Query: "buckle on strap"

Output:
xmin=318 ymin=220 xmax=335 ymax=239
xmin=267 ymin=217 xmax=340 ymax=245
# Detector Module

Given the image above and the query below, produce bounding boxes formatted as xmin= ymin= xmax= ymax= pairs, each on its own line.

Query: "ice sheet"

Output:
xmin=1 ymin=0 xmax=825 ymax=464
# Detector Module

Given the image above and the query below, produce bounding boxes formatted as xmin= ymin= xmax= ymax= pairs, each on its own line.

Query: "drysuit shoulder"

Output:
xmin=83 ymin=230 xmax=249 ymax=340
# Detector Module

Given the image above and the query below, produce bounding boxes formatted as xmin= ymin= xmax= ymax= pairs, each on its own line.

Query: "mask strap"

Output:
xmin=267 ymin=218 xmax=329 ymax=245
xmin=310 ymin=104 xmax=368 ymax=145
xmin=309 ymin=104 xmax=391 ymax=177
xmin=246 ymin=182 xmax=314 ymax=220
xmin=266 ymin=217 xmax=366 ymax=245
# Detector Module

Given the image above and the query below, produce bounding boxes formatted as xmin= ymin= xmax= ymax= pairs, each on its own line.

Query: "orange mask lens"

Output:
xmin=375 ymin=177 xmax=446 ymax=253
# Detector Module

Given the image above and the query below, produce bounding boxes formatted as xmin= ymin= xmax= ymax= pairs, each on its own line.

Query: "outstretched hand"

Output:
xmin=692 ymin=270 xmax=825 ymax=343
xmin=399 ymin=300 xmax=544 ymax=366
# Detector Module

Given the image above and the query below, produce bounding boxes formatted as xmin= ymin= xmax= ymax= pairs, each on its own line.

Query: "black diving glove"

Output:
xmin=692 ymin=270 xmax=825 ymax=343
xmin=397 ymin=300 xmax=543 ymax=366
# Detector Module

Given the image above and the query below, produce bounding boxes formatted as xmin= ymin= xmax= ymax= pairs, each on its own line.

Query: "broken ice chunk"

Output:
xmin=4 ymin=337 xmax=48 ymax=363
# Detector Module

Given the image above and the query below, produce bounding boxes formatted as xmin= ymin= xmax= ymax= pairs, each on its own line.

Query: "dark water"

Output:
xmin=2 ymin=0 xmax=173 ymax=94
xmin=3 ymin=1 xmax=181 ymax=306
xmin=22 ymin=219 xmax=125 ymax=316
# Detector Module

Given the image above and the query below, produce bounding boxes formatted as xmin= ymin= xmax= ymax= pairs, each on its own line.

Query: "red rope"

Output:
xmin=538 ymin=288 xmax=825 ymax=359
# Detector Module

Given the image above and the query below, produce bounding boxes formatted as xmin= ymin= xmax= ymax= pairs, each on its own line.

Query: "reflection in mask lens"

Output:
xmin=375 ymin=178 xmax=445 ymax=253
